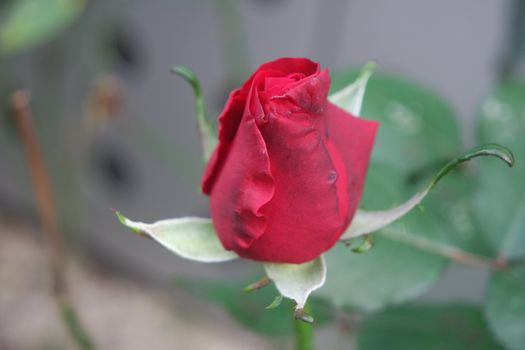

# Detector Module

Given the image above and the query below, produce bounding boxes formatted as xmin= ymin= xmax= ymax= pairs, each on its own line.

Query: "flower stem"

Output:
xmin=293 ymin=302 xmax=315 ymax=350
xmin=382 ymin=228 xmax=507 ymax=270
xmin=10 ymin=91 xmax=95 ymax=350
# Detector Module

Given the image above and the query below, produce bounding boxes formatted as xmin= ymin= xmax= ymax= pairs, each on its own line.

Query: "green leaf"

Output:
xmin=264 ymin=256 xmax=326 ymax=310
xmin=328 ymin=62 xmax=375 ymax=116
xmin=0 ymin=0 xmax=85 ymax=55
xmin=175 ymin=277 xmax=333 ymax=336
xmin=320 ymin=240 xmax=447 ymax=311
xmin=321 ymin=73 xmax=510 ymax=311
xmin=324 ymin=145 xmax=512 ymax=311
xmin=359 ymin=303 xmax=504 ymax=350
xmin=331 ymin=67 xmax=487 ymax=253
xmin=408 ymin=167 xmax=491 ymax=255
xmin=172 ymin=65 xmax=217 ymax=162
xmin=474 ymin=80 xmax=525 ymax=260
xmin=341 ymin=144 xmax=513 ymax=240
xmin=115 ymin=211 xmax=237 ymax=263
xmin=331 ymin=69 xmax=462 ymax=176
xmin=485 ymin=265 xmax=525 ymax=350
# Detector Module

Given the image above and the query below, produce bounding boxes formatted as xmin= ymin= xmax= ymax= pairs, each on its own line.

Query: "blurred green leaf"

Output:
xmin=359 ymin=303 xmax=504 ymax=350
xmin=0 ymin=0 xmax=85 ymax=55
xmin=413 ymin=168 xmax=491 ymax=255
xmin=321 ymin=151 xmax=504 ymax=311
xmin=485 ymin=265 xmax=525 ymax=350
xmin=175 ymin=277 xmax=333 ymax=336
xmin=318 ymin=71 xmax=503 ymax=311
xmin=331 ymin=69 xmax=461 ymax=176
xmin=342 ymin=144 xmax=513 ymax=245
xmin=321 ymin=239 xmax=446 ymax=311
xmin=474 ymin=80 xmax=525 ymax=260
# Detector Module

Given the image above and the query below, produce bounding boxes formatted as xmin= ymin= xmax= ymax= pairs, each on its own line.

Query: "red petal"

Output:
xmin=204 ymin=58 xmax=378 ymax=263
xmin=209 ymin=81 xmax=275 ymax=250
xmin=237 ymin=103 xmax=378 ymax=263
xmin=201 ymin=88 xmax=245 ymax=194
xmin=203 ymin=58 xmax=321 ymax=194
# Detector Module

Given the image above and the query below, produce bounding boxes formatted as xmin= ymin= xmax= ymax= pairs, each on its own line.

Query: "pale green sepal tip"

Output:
xmin=329 ymin=61 xmax=376 ymax=116
xmin=429 ymin=143 xmax=514 ymax=191
xmin=265 ymin=295 xmax=284 ymax=310
xmin=114 ymin=210 xmax=142 ymax=235
xmin=171 ymin=65 xmax=200 ymax=93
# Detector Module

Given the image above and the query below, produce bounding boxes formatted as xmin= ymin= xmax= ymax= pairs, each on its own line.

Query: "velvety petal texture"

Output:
xmin=202 ymin=57 xmax=379 ymax=264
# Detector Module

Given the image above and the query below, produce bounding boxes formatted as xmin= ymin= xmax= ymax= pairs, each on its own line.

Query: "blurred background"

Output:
xmin=1 ymin=0 xmax=524 ymax=349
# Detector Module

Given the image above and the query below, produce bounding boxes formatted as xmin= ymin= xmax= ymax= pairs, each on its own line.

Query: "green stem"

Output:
xmin=293 ymin=302 xmax=315 ymax=350
xmin=381 ymin=228 xmax=507 ymax=270
xmin=58 ymin=296 xmax=95 ymax=350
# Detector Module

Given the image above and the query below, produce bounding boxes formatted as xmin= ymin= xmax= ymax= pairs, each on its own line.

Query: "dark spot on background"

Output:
xmin=91 ymin=145 xmax=135 ymax=193
xmin=107 ymin=26 xmax=143 ymax=75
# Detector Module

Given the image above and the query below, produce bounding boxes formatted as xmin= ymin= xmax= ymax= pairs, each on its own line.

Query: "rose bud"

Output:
xmin=202 ymin=57 xmax=379 ymax=263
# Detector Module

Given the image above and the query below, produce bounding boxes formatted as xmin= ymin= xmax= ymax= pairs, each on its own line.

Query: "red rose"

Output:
xmin=202 ymin=57 xmax=379 ymax=263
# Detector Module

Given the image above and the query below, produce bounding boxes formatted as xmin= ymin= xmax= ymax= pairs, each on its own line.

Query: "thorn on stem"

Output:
xmin=243 ymin=276 xmax=271 ymax=293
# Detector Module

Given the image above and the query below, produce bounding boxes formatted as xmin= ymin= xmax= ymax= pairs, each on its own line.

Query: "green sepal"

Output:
xmin=172 ymin=65 xmax=218 ymax=162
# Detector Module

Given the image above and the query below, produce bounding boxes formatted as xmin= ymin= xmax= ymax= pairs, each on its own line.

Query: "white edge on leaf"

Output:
xmin=340 ymin=189 xmax=428 ymax=240
xmin=117 ymin=213 xmax=238 ymax=263
xmin=263 ymin=256 xmax=327 ymax=310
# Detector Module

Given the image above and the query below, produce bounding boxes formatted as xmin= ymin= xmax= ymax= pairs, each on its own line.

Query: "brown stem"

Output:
xmin=10 ymin=91 xmax=65 ymax=293
xmin=10 ymin=91 xmax=95 ymax=350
